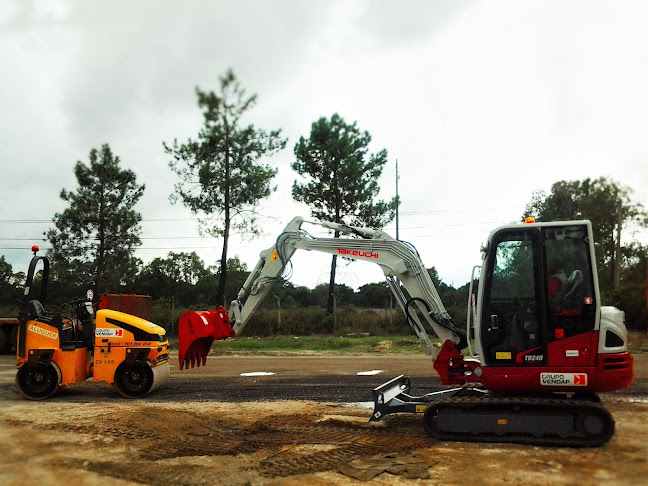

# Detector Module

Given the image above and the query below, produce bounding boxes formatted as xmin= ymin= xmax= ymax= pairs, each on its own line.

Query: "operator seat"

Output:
xmin=27 ymin=300 xmax=47 ymax=321
xmin=27 ymin=299 xmax=76 ymax=347
xmin=563 ymin=270 xmax=583 ymax=308
xmin=509 ymin=315 xmax=529 ymax=351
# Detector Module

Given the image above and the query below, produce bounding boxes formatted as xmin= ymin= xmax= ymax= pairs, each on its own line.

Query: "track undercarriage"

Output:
xmin=371 ymin=375 xmax=615 ymax=447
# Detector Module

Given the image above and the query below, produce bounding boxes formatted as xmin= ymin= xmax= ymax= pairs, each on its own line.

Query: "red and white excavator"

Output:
xmin=178 ymin=216 xmax=633 ymax=447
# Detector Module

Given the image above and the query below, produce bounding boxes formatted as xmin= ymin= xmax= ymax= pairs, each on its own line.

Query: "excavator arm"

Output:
xmin=178 ymin=216 xmax=467 ymax=369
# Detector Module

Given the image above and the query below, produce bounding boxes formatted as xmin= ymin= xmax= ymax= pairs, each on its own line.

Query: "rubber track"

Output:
xmin=424 ymin=395 xmax=615 ymax=447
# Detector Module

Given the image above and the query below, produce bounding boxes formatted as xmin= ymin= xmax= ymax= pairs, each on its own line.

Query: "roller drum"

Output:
xmin=149 ymin=361 xmax=170 ymax=394
xmin=115 ymin=360 xmax=170 ymax=398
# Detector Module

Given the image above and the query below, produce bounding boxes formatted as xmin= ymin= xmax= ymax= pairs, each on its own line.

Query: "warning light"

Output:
xmin=31 ymin=245 xmax=40 ymax=254
xmin=524 ymin=217 xmax=536 ymax=224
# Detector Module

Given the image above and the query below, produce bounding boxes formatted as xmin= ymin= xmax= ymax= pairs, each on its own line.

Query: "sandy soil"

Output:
xmin=0 ymin=347 xmax=646 ymax=485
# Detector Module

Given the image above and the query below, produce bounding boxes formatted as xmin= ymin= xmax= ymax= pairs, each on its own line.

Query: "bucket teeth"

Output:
xmin=179 ymin=338 xmax=212 ymax=370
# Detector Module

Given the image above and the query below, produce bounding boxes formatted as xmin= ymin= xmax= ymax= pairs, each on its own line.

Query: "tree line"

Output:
xmin=0 ymin=69 xmax=646 ymax=331
xmin=41 ymin=69 xmax=395 ymax=316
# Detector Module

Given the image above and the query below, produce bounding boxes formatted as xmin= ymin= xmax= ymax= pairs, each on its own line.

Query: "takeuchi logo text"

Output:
xmin=337 ymin=249 xmax=379 ymax=259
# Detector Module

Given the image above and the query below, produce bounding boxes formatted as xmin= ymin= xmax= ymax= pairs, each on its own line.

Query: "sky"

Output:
xmin=1 ymin=0 xmax=647 ymax=292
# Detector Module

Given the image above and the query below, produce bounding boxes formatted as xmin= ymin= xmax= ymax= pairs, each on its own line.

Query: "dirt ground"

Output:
xmin=0 ymin=344 xmax=646 ymax=485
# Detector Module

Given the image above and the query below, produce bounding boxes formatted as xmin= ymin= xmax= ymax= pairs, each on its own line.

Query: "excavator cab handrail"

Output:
xmin=466 ymin=265 xmax=481 ymax=358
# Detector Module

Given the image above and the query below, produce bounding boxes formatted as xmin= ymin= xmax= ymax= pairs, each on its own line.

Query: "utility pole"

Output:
xmin=395 ymin=159 xmax=400 ymax=240
xmin=614 ymin=208 xmax=622 ymax=290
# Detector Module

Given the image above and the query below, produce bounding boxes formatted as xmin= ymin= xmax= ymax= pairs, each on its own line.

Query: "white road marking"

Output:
xmin=356 ymin=370 xmax=384 ymax=376
xmin=240 ymin=372 xmax=275 ymax=377
xmin=345 ymin=401 xmax=374 ymax=409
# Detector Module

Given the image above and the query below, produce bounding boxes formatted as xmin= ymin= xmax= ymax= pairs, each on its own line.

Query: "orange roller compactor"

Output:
xmin=15 ymin=247 xmax=170 ymax=400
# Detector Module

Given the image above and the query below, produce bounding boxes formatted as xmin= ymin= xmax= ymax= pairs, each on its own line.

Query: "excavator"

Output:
xmin=178 ymin=216 xmax=633 ymax=447
xmin=15 ymin=246 xmax=170 ymax=399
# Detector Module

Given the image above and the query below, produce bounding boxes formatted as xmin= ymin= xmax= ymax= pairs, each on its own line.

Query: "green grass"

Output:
xmin=170 ymin=335 xmax=431 ymax=355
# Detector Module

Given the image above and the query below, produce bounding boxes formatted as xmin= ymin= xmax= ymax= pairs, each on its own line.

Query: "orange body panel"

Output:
xmin=55 ymin=347 xmax=91 ymax=386
xmin=93 ymin=309 xmax=169 ymax=385
xmin=19 ymin=321 xmax=59 ymax=355
xmin=17 ymin=321 xmax=91 ymax=386
xmin=93 ymin=346 xmax=127 ymax=385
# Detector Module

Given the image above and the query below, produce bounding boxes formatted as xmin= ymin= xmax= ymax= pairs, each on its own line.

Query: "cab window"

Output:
xmin=543 ymin=226 xmax=596 ymax=340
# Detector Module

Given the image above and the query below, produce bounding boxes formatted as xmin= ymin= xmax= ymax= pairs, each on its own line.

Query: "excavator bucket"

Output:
xmin=177 ymin=307 xmax=235 ymax=370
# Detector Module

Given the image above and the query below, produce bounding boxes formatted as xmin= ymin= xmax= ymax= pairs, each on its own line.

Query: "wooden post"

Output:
xmin=274 ymin=295 xmax=281 ymax=332
xmin=331 ymin=293 xmax=337 ymax=334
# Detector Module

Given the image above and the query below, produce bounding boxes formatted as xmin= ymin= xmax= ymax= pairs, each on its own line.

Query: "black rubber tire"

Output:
xmin=0 ymin=328 xmax=8 ymax=354
xmin=9 ymin=326 xmax=18 ymax=353
xmin=15 ymin=363 xmax=61 ymax=400
xmin=114 ymin=361 xmax=154 ymax=398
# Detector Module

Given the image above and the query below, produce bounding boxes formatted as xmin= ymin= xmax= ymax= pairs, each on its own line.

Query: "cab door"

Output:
xmin=480 ymin=227 xmax=547 ymax=367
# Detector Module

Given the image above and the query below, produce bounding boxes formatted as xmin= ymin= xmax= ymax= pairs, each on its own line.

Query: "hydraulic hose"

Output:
xmin=405 ymin=297 xmax=468 ymax=350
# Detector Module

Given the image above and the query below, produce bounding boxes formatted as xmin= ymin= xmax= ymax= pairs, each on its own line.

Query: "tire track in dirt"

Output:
xmin=2 ymin=405 xmax=432 ymax=481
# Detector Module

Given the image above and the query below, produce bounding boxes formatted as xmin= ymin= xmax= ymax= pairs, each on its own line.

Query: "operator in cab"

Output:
xmin=547 ymin=256 xmax=568 ymax=306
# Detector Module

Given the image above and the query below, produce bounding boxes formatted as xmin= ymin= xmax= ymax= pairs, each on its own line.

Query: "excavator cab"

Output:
xmin=467 ymin=219 xmax=632 ymax=397
xmin=478 ymin=222 xmax=598 ymax=367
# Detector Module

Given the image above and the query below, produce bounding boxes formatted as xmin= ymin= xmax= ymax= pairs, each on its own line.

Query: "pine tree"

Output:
xmin=165 ymin=70 xmax=286 ymax=302
xmin=46 ymin=144 xmax=144 ymax=297
xmin=292 ymin=113 xmax=396 ymax=314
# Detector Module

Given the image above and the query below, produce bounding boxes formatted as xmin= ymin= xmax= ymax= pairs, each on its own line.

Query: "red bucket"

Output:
xmin=177 ymin=307 xmax=235 ymax=370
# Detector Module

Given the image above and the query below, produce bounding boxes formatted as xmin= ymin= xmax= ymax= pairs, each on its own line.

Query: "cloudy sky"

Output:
xmin=1 ymin=0 xmax=647 ymax=291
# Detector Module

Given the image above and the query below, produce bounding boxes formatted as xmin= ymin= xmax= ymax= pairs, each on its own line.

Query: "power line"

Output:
xmin=0 ymin=220 xmax=52 ymax=224
xmin=0 ymin=221 xmax=504 ymax=241
xmin=400 ymin=206 xmax=525 ymax=214
xmin=0 ymin=245 xmax=221 ymax=250
xmin=0 ymin=218 xmax=203 ymax=223
xmin=0 ymin=237 xmax=216 ymax=241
